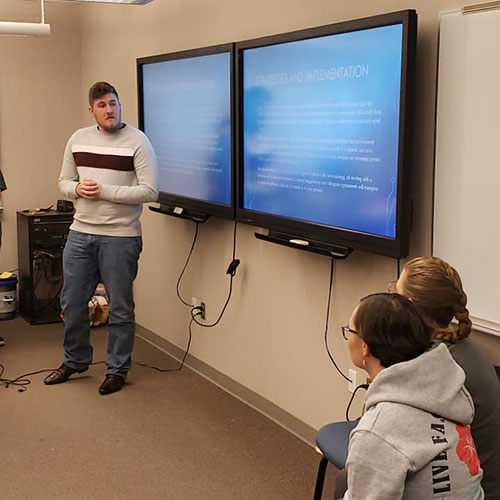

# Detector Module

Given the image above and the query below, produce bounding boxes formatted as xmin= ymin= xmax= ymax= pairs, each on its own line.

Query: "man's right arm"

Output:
xmin=58 ymin=139 xmax=80 ymax=199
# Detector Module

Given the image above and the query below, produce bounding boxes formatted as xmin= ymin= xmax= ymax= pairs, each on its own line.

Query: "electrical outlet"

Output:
xmin=191 ymin=297 xmax=206 ymax=320
xmin=348 ymin=369 xmax=357 ymax=393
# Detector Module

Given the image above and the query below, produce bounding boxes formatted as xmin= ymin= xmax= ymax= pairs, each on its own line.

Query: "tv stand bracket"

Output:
xmin=149 ymin=204 xmax=209 ymax=224
xmin=255 ymin=231 xmax=352 ymax=259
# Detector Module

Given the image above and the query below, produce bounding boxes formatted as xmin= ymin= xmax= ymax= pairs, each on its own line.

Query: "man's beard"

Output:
xmin=99 ymin=117 xmax=121 ymax=133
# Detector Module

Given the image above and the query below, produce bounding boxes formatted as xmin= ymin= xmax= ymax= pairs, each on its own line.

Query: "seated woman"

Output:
xmin=397 ymin=257 xmax=500 ymax=498
xmin=342 ymin=293 xmax=483 ymax=500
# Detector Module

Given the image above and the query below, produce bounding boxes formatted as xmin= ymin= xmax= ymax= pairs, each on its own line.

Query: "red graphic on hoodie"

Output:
xmin=455 ymin=425 xmax=481 ymax=476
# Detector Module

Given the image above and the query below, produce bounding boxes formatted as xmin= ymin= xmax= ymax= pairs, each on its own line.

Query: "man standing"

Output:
xmin=45 ymin=82 xmax=158 ymax=394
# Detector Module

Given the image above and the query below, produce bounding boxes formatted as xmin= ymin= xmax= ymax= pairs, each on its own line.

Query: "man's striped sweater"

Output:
xmin=59 ymin=124 xmax=158 ymax=237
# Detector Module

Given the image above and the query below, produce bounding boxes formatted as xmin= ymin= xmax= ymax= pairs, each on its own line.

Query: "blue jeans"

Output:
xmin=61 ymin=230 xmax=142 ymax=377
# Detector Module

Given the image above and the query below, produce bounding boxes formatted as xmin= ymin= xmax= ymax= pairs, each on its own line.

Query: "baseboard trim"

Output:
xmin=135 ymin=324 xmax=317 ymax=448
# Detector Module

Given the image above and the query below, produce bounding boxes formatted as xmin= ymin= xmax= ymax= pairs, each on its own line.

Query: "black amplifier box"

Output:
xmin=17 ymin=210 xmax=74 ymax=324
xmin=18 ymin=210 xmax=74 ymax=249
xmin=31 ymin=218 xmax=73 ymax=247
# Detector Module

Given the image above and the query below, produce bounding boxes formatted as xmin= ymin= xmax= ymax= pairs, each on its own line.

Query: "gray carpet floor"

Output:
xmin=0 ymin=317 xmax=336 ymax=499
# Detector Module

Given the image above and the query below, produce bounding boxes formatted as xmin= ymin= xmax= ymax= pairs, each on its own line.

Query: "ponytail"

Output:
xmin=400 ymin=257 xmax=472 ymax=344
xmin=454 ymin=305 xmax=472 ymax=341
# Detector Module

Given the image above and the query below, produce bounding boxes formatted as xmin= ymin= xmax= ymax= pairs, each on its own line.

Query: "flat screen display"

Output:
xmin=243 ymin=24 xmax=402 ymax=237
xmin=138 ymin=45 xmax=234 ymax=219
xmin=237 ymin=10 xmax=416 ymax=257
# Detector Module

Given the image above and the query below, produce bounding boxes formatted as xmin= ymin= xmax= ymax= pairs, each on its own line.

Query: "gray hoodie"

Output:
xmin=343 ymin=343 xmax=484 ymax=500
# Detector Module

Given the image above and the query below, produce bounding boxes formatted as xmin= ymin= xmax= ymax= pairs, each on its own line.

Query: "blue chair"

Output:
xmin=313 ymin=420 xmax=359 ymax=500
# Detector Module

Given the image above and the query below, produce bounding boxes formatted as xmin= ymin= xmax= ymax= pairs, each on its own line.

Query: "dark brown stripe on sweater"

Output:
xmin=73 ymin=152 xmax=134 ymax=172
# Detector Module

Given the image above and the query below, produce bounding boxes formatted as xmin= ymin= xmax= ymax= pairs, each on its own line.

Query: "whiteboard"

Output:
xmin=434 ymin=8 xmax=500 ymax=337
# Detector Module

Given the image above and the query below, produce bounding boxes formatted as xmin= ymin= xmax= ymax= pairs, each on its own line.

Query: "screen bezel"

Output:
xmin=137 ymin=43 xmax=235 ymax=220
xmin=235 ymin=10 xmax=416 ymax=257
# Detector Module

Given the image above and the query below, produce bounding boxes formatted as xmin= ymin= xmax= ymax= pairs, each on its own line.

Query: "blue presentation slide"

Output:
xmin=142 ymin=52 xmax=232 ymax=206
xmin=243 ymin=24 xmax=403 ymax=238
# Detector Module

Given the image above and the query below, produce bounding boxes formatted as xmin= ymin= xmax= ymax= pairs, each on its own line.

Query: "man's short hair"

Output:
xmin=88 ymin=82 xmax=119 ymax=106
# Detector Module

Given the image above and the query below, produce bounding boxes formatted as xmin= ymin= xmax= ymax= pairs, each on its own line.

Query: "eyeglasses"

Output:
xmin=387 ymin=280 xmax=398 ymax=293
xmin=341 ymin=325 xmax=359 ymax=340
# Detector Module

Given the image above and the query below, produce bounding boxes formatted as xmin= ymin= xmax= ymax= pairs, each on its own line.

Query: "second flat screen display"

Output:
xmin=242 ymin=23 xmax=404 ymax=238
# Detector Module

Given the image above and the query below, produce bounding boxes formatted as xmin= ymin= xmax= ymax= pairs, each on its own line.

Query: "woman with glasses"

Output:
xmin=396 ymin=257 xmax=500 ymax=499
xmin=340 ymin=292 xmax=483 ymax=500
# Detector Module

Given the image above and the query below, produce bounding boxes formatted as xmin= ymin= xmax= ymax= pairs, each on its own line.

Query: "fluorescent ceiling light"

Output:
xmin=0 ymin=21 xmax=50 ymax=36
xmin=51 ymin=0 xmax=154 ymax=4
xmin=0 ymin=0 xmax=49 ymax=36
xmin=0 ymin=0 xmax=153 ymax=37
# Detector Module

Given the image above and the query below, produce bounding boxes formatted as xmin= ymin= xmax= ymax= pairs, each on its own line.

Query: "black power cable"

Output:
xmin=324 ymin=257 xmax=352 ymax=383
xmin=345 ymin=383 xmax=369 ymax=421
xmin=0 ymin=318 xmax=203 ymax=393
xmin=190 ymin=220 xmax=239 ymax=328
xmin=0 ymin=360 xmax=107 ymax=392
xmin=0 ymin=364 xmax=55 ymax=392
xmin=176 ymin=222 xmax=200 ymax=307
xmin=135 ymin=313 xmax=201 ymax=373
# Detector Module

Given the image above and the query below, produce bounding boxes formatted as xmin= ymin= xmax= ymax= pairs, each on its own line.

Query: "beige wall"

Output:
xmin=77 ymin=0 xmax=500 ymax=432
xmin=0 ymin=1 xmax=82 ymax=271
xmin=1 ymin=0 xmax=498 ymax=434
